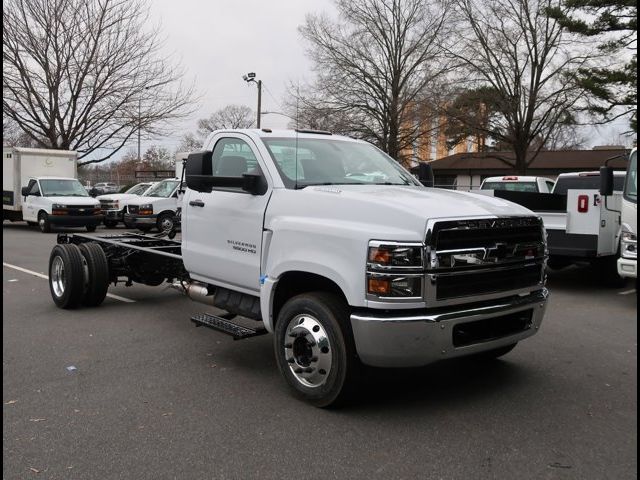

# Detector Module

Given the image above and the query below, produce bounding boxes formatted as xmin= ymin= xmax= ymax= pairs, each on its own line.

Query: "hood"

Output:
xmin=126 ymin=195 xmax=167 ymax=206
xmin=268 ymin=185 xmax=536 ymax=241
xmin=96 ymin=193 xmax=137 ymax=201
xmin=43 ymin=196 xmax=99 ymax=206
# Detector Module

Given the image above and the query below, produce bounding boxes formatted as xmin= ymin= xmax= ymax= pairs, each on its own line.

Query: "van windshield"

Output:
xmin=40 ymin=179 xmax=89 ymax=197
xmin=125 ymin=183 xmax=150 ymax=195
xmin=146 ymin=180 xmax=179 ymax=197
xmin=261 ymin=138 xmax=420 ymax=189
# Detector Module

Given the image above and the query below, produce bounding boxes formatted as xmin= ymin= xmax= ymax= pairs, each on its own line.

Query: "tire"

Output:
xmin=104 ymin=219 xmax=118 ymax=228
xmin=274 ymin=292 xmax=358 ymax=408
xmin=86 ymin=225 xmax=97 ymax=232
xmin=38 ymin=212 xmax=51 ymax=233
xmin=156 ymin=212 xmax=175 ymax=233
xmin=78 ymin=242 xmax=110 ymax=307
xmin=469 ymin=343 xmax=518 ymax=361
xmin=49 ymin=244 xmax=85 ymax=309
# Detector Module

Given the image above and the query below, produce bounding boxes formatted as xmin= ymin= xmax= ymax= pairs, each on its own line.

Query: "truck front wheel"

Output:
xmin=274 ymin=292 xmax=358 ymax=408
xmin=38 ymin=212 xmax=51 ymax=233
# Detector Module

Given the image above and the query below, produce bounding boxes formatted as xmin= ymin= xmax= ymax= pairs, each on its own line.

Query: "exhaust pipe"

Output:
xmin=170 ymin=281 xmax=214 ymax=306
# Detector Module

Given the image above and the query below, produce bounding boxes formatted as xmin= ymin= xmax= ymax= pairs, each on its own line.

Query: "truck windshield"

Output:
xmin=40 ymin=179 xmax=89 ymax=197
xmin=261 ymin=138 xmax=420 ymax=189
xmin=482 ymin=181 xmax=538 ymax=192
xmin=145 ymin=180 xmax=179 ymax=197
xmin=624 ymin=151 xmax=637 ymax=203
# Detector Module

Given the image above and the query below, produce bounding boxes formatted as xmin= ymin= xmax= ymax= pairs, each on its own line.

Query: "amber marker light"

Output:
xmin=368 ymin=247 xmax=392 ymax=265
xmin=368 ymin=278 xmax=391 ymax=295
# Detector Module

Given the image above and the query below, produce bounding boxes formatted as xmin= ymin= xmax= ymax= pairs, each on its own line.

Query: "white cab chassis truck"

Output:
xmin=3 ymin=148 xmax=102 ymax=232
xmin=47 ymin=129 xmax=549 ymax=407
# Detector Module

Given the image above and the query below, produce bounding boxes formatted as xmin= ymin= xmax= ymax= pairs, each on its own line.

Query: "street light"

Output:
xmin=138 ymin=86 xmax=150 ymax=162
xmin=243 ymin=72 xmax=262 ymax=128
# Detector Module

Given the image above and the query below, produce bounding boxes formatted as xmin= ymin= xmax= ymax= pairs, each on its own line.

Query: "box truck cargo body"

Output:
xmin=3 ymin=148 xmax=77 ymax=220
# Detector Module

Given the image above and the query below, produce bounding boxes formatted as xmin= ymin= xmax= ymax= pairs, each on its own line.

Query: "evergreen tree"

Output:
xmin=547 ymin=0 xmax=637 ymax=132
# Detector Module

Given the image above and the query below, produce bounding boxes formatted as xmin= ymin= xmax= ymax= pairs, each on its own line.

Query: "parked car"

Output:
xmin=90 ymin=182 xmax=119 ymax=196
xmin=97 ymin=182 xmax=157 ymax=228
xmin=480 ymin=176 xmax=555 ymax=193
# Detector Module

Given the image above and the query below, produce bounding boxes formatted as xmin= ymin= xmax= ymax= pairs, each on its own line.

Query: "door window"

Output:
xmin=211 ymin=138 xmax=260 ymax=177
xmin=28 ymin=180 xmax=40 ymax=196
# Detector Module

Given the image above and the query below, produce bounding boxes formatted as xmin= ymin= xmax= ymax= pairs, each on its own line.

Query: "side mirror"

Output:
xmin=418 ymin=163 xmax=435 ymax=188
xmin=21 ymin=186 xmax=30 ymax=196
xmin=185 ymin=151 xmax=214 ymax=192
xmin=241 ymin=172 xmax=268 ymax=195
xmin=599 ymin=166 xmax=614 ymax=196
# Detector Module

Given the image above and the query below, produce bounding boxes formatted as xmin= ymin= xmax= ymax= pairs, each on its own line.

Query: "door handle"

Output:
xmin=189 ymin=200 xmax=205 ymax=207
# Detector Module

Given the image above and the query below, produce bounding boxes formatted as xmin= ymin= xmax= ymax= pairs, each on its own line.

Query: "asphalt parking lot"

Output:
xmin=3 ymin=222 xmax=637 ymax=480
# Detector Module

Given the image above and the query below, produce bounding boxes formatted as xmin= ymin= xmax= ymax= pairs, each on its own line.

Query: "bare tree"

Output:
xmin=293 ymin=0 xmax=454 ymax=162
xmin=3 ymin=0 xmax=196 ymax=165
xmin=178 ymin=104 xmax=254 ymax=151
xmin=449 ymin=0 xmax=593 ymax=173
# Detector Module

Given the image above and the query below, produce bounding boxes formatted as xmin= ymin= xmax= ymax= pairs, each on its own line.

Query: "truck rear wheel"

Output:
xmin=78 ymin=242 xmax=110 ymax=306
xmin=49 ymin=244 xmax=85 ymax=309
xmin=38 ymin=212 xmax=51 ymax=233
xmin=274 ymin=292 xmax=358 ymax=408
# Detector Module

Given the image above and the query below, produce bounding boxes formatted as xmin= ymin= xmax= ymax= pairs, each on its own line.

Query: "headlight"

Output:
xmin=51 ymin=204 xmax=68 ymax=215
xmin=368 ymin=242 xmax=423 ymax=268
xmin=138 ymin=204 xmax=153 ymax=215
xmin=367 ymin=241 xmax=424 ymax=299
xmin=621 ymin=230 xmax=637 ymax=259
xmin=367 ymin=274 xmax=422 ymax=297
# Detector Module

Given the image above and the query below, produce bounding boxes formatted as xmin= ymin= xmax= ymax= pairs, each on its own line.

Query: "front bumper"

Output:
xmin=48 ymin=215 xmax=104 ymax=227
xmin=350 ymin=289 xmax=548 ymax=367
xmin=617 ymin=257 xmax=637 ymax=279
xmin=104 ymin=209 xmax=124 ymax=221
xmin=124 ymin=213 xmax=157 ymax=227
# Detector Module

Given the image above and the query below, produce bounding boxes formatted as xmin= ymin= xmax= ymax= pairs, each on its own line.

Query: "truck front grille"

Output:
xmin=426 ymin=217 xmax=546 ymax=305
xmin=100 ymin=200 xmax=118 ymax=210
xmin=67 ymin=205 xmax=98 ymax=216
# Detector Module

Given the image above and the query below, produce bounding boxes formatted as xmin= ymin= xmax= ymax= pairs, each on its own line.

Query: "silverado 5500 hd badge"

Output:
xmin=227 ymin=240 xmax=257 ymax=255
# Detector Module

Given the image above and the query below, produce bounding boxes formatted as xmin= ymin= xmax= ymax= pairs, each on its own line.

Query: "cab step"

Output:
xmin=191 ymin=313 xmax=267 ymax=340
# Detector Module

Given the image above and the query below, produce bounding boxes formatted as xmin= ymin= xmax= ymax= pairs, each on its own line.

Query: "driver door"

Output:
xmin=182 ymin=134 xmax=272 ymax=294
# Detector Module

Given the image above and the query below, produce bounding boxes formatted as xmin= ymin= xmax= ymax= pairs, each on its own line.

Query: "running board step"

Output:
xmin=191 ymin=313 xmax=267 ymax=340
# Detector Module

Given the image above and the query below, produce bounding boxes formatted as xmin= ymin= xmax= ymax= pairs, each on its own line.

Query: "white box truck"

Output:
xmin=3 ymin=147 xmax=102 ymax=232
xmin=3 ymin=147 xmax=78 ymax=221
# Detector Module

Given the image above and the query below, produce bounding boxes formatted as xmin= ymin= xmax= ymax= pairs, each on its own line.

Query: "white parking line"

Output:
xmin=3 ymin=262 xmax=135 ymax=303
xmin=618 ymin=289 xmax=637 ymax=296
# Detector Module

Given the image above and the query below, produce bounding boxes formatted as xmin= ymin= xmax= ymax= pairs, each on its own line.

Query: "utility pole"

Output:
xmin=243 ymin=73 xmax=262 ymax=128
xmin=256 ymin=79 xmax=262 ymax=129
xmin=137 ymin=98 xmax=141 ymax=162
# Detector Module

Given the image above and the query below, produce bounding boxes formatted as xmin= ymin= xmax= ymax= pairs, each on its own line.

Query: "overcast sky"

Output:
xmin=142 ymin=0 xmax=333 ymax=152
xmin=131 ymin=0 xmax=632 ymax=158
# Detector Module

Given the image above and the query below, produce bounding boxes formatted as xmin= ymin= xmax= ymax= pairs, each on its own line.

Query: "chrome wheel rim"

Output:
xmin=284 ymin=314 xmax=332 ymax=388
xmin=39 ymin=216 xmax=46 ymax=229
xmin=160 ymin=217 xmax=173 ymax=232
xmin=51 ymin=256 xmax=65 ymax=297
